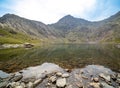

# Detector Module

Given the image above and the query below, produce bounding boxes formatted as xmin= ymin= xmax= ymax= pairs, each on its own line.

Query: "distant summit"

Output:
xmin=50 ymin=14 xmax=90 ymax=31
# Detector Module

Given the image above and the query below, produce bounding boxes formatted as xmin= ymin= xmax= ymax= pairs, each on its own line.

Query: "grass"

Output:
xmin=0 ymin=27 xmax=40 ymax=44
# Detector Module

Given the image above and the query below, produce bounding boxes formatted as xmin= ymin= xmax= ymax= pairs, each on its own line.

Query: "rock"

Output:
xmin=7 ymin=82 xmax=21 ymax=88
xmin=56 ymin=78 xmax=66 ymax=87
xmin=46 ymin=83 xmax=51 ymax=86
xmin=11 ymin=75 xmax=23 ymax=82
xmin=75 ymin=82 xmax=83 ymax=88
xmin=89 ymin=82 xmax=101 ymax=88
xmin=27 ymin=82 xmax=34 ymax=88
xmin=101 ymin=82 xmax=114 ymax=88
xmin=22 ymin=77 xmax=36 ymax=83
xmin=65 ymin=69 xmax=71 ymax=72
xmin=110 ymin=74 xmax=117 ymax=81
xmin=62 ymin=73 xmax=70 ymax=78
xmin=117 ymin=78 xmax=120 ymax=83
xmin=81 ymin=75 xmax=88 ymax=79
xmin=33 ymin=79 xmax=42 ymax=86
xmin=20 ymin=82 xmax=26 ymax=88
xmin=66 ymin=84 xmax=73 ymax=88
xmin=93 ymin=77 xmax=99 ymax=82
xmin=15 ymin=85 xmax=24 ymax=88
xmin=117 ymin=73 xmax=120 ymax=78
xmin=56 ymin=72 xmax=62 ymax=77
xmin=49 ymin=76 xmax=57 ymax=83
xmin=0 ymin=81 xmax=8 ymax=88
xmin=99 ymin=73 xmax=111 ymax=82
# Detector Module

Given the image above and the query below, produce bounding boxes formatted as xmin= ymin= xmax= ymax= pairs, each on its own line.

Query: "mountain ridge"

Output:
xmin=0 ymin=11 xmax=120 ymax=44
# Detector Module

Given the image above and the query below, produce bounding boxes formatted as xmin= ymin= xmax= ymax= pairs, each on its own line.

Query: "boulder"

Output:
xmin=0 ymin=81 xmax=8 ymax=88
xmin=93 ymin=77 xmax=99 ymax=82
xmin=62 ymin=73 xmax=70 ymax=78
xmin=56 ymin=78 xmax=66 ymax=87
xmin=56 ymin=72 xmax=62 ymax=77
xmin=49 ymin=76 xmax=56 ymax=83
xmin=15 ymin=85 xmax=24 ymax=88
xmin=99 ymin=73 xmax=111 ymax=82
xmin=27 ymin=82 xmax=34 ymax=88
xmin=33 ymin=79 xmax=42 ymax=86
xmin=101 ymin=82 xmax=114 ymax=88
xmin=89 ymin=82 xmax=101 ymax=88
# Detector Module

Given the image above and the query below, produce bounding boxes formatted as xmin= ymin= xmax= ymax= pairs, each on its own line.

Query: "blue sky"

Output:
xmin=0 ymin=0 xmax=120 ymax=24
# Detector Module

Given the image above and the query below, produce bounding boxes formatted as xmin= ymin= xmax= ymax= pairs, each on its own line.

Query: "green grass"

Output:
xmin=0 ymin=27 xmax=40 ymax=44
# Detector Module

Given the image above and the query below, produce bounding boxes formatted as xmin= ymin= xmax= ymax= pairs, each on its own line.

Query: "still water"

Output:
xmin=0 ymin=44 xmax=120 ymax=73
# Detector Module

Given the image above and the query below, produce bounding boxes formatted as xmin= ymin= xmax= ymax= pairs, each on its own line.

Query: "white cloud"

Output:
xmin=9 ymin=0 xmax=97 ymax=24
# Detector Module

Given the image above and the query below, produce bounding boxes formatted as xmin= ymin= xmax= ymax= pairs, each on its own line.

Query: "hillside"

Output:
xmin=0 ymin=11 xmax=120 ymax=44
xmin=50 ymin=11 xmax=120 ymax=43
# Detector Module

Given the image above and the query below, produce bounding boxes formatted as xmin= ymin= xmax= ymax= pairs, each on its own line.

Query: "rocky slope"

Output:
xmin=0 ymin=11 xmax=120 ymax=44
xmin=0 ymin=14 xmax=62 ymax=40
xmin=50 ymin=11 xmax=120 ymax=43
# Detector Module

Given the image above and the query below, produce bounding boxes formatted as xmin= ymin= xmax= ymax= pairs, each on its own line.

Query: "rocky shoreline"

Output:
xmin=0 ymin=63 xmax=120 ymax=88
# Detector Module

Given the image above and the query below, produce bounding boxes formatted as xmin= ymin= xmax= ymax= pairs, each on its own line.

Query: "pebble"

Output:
xmin=49 ymin=76 xmax=57 ymax=83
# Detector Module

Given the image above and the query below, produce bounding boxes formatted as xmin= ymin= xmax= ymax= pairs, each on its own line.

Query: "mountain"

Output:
xmin=0 ymin=14 xmax=61 ymax=39
xmin=50 ymin=15 xmax=91 ymax=31
xmin=0 ymin=11 xmax=120 ymax=44
xmin=50 ymin=11 xmax=120 ymax=43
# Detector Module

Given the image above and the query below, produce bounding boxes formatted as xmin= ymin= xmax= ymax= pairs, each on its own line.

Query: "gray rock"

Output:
xmin=62 ymin=73 xmax=70 ymax=78
xmin=20 ymin=82 xmax=26 ymax=88
xmin=33 ymin=79 xmax=42 ymax=86
xmin=101 ymin=82 xmax=114 ymax=88
xmin=27 ymin=82 xmax=34 ymax=88
xmin=89 ymin=82 xmax=101 ymax=88
xmin=56 ymin=72 xmax=62 ymax=77
xmin=11 ymin=75 xmax=23 ymax=82
xmin=0 ymin=81 xmax=8 ymax=88
xmin=93 ymin=77 xmax=99 ymax=82
xmin=49 ymin=76 xmax=56 ymax=83
xmin=56 ymin=78 xmax=66 ymax=87
xmin=15 ymin=85 xmax=24 ymax=88
xmin=99 ymin=73 xmax=111 ymax=81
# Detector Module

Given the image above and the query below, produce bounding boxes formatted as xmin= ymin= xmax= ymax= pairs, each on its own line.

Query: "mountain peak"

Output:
xmin=2 ymin=13 xmax=18 ymax=18
xmin=64 ymin=14 xmax=74 ymax=18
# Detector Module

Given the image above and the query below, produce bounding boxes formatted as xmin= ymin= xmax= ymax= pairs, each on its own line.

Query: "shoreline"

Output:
xmin=0 ymin=63 xmax=120 ymax=88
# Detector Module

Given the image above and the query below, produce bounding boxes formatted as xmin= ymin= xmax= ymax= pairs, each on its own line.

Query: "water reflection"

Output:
xmin=0 ymin=44 xmax=120 ymax=72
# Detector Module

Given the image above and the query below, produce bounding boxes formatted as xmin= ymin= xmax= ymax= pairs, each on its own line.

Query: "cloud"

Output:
xmin=1 ymin=0 xmax=119 ymax=24
xmin=8 ymin=0 xmax=97 ymax=24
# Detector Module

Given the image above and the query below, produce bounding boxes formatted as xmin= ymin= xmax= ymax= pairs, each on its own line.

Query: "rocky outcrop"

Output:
xmin=0 ymin=63 xmax=120 ymax=88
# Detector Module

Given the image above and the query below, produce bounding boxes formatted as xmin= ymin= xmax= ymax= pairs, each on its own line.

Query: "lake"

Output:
xmin=0 ymin=44 xmax=120 ymax=73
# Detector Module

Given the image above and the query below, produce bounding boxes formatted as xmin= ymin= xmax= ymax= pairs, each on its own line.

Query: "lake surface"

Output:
xmin=0 ymin=44 xmax=120 ymax=73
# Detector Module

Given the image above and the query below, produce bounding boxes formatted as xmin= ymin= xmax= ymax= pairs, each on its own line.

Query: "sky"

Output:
xmin=0 ymin=0 xmax=120 ymax=24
